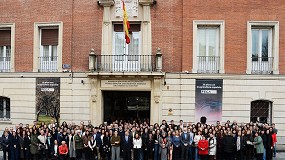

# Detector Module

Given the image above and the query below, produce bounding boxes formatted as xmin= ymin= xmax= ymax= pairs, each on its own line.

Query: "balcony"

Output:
xmin=94 ymin=55 xmax=155 ymax=72
xmin=197 ymin=56 xmax=220 ymax=73
xmin=38 ymin=56 xmax=58 ymax=72
xmin=251 ymin=57 xmax=273 ymax=74
xmin=0 ymin=57 xmax=10 ymax=72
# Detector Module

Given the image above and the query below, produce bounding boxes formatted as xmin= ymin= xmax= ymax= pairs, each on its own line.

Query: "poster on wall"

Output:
xmin=36 ymin=78 xmax=60 ymax=124
xmin=195 ymin=79 xmax=223 ymax=124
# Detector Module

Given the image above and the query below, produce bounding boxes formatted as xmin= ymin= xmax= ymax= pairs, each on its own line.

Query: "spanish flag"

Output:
xmin=122 ymin=0 xmax=130 ymax=44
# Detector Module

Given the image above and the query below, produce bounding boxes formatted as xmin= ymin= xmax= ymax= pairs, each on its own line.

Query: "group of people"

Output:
xmin=0 ymin=118 xmax=278 ymax=160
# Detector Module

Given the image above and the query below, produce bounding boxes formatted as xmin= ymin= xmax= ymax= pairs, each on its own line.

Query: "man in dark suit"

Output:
xmin=121 ymin=130 xmax=133 ymax=160
xmin=180 ymin=127 xmax=190 ymax=160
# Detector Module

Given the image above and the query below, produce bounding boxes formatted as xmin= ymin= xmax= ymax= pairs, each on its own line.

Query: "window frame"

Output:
xmin=33 ymin=22 xmax=63 ymax=72
xmin=0 ymin=23 xmax=15 ymax=72
xmin=247 ymin=21 xmax=279 ymax=74
xmin=0 ymin=97 xmax=10 ymax=120
xmin=192 ymin=20 xmax=225 ymax=73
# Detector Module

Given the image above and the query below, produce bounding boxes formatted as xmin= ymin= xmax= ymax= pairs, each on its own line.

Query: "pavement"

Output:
xmin=0 ymin=152 xmax=284 ymax=160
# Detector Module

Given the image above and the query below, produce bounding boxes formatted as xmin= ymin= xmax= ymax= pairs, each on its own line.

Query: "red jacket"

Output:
xmin=59 ymin=144 xmax=69 ymax=155
xmin=198 ymin=140 xmax=209 ymax=155
xmin=272 ymin=133 xmax=277 ymax=145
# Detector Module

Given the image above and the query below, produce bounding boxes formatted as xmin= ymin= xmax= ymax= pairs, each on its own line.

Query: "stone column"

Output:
xmin=139 ymin=0 xmax=154 ymax=56
xmin=98 ymin=0 xmax=114 ymax=55
xmin=151 ymin=76 xmax=162 ymax=124
xmin=90 ymin=77 xmax=102 ymax=126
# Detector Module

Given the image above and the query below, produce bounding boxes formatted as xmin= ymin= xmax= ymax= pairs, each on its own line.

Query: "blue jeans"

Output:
xmin=154 ymin=144 xmax=159 ymax=160
xmin=263 ymin=148 xmax=266 ymax=160
xmin=273 ymin=143 xmax=276 ymax=156
xmin=195 ymin=147 xmax=199 ymax=160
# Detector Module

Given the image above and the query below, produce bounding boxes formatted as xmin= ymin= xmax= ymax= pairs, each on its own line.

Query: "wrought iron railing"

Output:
xmin=0 ymin=57 xmax=11 ymax=72
xmin=197 ymin=56 xmax=220 ymax=73
xmin=251 ymin=57 xmax=273 ymax=74
xmin=95 ymin=55 xmax=155 ymax=72
xmin=38 ymin=56 xmax=58 ymax=72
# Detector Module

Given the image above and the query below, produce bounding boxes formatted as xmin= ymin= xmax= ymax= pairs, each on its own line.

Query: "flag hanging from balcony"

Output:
xmin=122 ymin=0 xmax=130 ymax=44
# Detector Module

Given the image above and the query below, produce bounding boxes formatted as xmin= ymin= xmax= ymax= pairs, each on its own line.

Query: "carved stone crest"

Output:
xmin=115 ymin=0 xmax=138 ymax=17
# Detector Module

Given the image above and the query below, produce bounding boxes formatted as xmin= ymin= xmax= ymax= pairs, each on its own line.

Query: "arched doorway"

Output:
xmin=250 ymin=100 xmax=272 ymax=124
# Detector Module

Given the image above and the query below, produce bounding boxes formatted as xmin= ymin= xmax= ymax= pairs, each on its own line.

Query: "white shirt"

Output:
xmin=133 ymin=138 xmax=142 ymax=149
xmin=54 ymin=145 xmax=58 ymax=155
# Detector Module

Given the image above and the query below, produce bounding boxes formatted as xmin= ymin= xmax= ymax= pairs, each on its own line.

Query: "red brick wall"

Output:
xmin=180 ymin=0 xmax=285 ymax=74
xmin=0 ymin=0 xmax=102 ymax=72
xmin=1 ymin=0 xmax=284 ymax=73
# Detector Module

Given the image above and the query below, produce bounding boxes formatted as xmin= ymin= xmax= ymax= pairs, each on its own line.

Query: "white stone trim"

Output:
xmin=0 ymin=23 xmax=15 ymax=72
xmin=192 ymin=20 xmax=225 ymax=73
xmin=33 ymin=22 xmax=63 ymax=72
xmin=247 ymin=21 xmax=279 ymax=74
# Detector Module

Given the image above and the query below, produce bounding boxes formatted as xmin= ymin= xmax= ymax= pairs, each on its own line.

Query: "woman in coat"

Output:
xmin=133 ymin=133 xmax=142 ymax=160
xmin=208 ymin=133 xmax=216 ymax=160
xmin=172 ymin=130 xmax=181 ymax=160
xmin=159 ymin=132 xmax=169 ymax=160
xmin=23 ymin=131 xmax=31 ymax=160
xmin=102 ymin=131 xmax=111 ymax=160
xmin=30 ymin=129 xmax=39 ymax=160
xmin=198 ymin=135 xmax=209 ymax=160
xmin=68 ymin=130 xmax=76 ymax=159
xmin=10 ymin=131 xmax=20 ymax=160
xmin=253 ymin=132 xmax=264 ymax=160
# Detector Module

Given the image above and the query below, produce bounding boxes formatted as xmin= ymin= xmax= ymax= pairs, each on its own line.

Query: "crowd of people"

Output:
xmin=0 ymin=118 xmax=278 ymax=160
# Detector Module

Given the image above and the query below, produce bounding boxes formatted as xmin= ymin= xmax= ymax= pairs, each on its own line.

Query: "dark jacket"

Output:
xmin=180 ymin=132 xmax=190 ymax=146
xmin=23 ymin=136 xmax=31 ymax=150
xmin=1 ymin=135 xmax=10 ymax=150
xmin=121 ymin=135 xmax=133 ymax=152
xmin=223 ymin=135 xmax=235 ymax=153
xmin=10 ymin=135 xmax=20 ymax=150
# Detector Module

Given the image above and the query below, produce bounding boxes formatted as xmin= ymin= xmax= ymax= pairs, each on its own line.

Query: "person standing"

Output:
xmin=10 ymin=131 xmax=20 ymax=160
xmin=110 ymin=130 xmax=121 ymax=160
xmin=88 ymin=136 xmax=97 ymax=160
xmin=38 ymin=130 xmax=47 ymax=160
xmin=23 ymin=131 xmax=31 ymax=160
xmin=223 ymin=131 xmax=235 ymax=160
xmin=194 ymin=130 xmax=202 ymax=160
xmin=121 ymin=130 xmax=132 ymax=160
xmin=198 ymin=135 xmax=209 ymax=160
xmin=59 ymin=141 xmax=69 ymax=160
xmin=51 ymin=140 xmax=59 ymax=160
xmin=68 ymin=130 xmax=76 ymax=160
xmin=180 ymin=127 xmax=190 ymax=160
xmin=208 ymin=133 xmax=217 ymax=160
xmin=253 ymin=132 xmax=264 ymax=160
xmin=2 ymin=131 xmax=11 ymax=160
xmin=30 ymin=129 xmax=39 ymax=160
xmin=133 ymin=133 xmax=142 ymax=160
xmin=172 ymin=130 xmax=181 ymax=160
xmin=75 ymin=130 xmax=84 ymax=160
xmin=159 ymin=132 xmax=169 ymax=160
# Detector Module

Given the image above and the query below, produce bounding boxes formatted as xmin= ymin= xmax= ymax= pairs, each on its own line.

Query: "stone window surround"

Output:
xmin=192 ymin=20 xmax=225 ymax=73
xmin=247 ymin=21 xmax=279 ymax=74
xmin=0 ymin=23 xmax=15 ymax=72
xmin=33 ymin=22 xmax=63 ymax=72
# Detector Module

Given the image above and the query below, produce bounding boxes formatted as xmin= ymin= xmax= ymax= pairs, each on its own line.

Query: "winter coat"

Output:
xmin=74 ymin=134 xmax=84 ymax=150
xmin=223 ymin=135 xmax=235 ymax=153
xmin=198 ymin=139 xmax=209 ymax=155
xmin=254 ymin=136 xmax=264 ymax=154
xmin=208 ymin=137 xmax=217 ymax=155
xmin=30 ymin=134 xmax=39 ymax=155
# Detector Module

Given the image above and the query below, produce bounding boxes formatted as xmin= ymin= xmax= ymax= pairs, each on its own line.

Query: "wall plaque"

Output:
xmin=101 ymin=80 xmax=151 ymax=88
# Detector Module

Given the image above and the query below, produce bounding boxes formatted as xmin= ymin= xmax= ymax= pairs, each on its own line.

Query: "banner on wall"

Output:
xmin=36 ymin=78 xmax=60 ymax=123
xmin=195 ymin=79 xmax=223 ymax=124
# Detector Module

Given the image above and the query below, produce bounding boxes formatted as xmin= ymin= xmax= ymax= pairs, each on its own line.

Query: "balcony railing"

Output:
xmin=38 ymin=56 xmax=58 ymax=72
xmin=197 ymin=56 xmax=220 ymax=73
xmin=94 ymin=55 xmax=156 ymax=72
xmin=0 ymin=57 xmax=11 ymax=72
xmin=251 ymin=57 xmax=273 ymax=74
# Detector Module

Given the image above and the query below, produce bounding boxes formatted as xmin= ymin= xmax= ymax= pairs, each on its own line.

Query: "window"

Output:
xmin=0 ymin=97 xmax=10 ymax=120
xmin=250 ymin=100 xmax=272 ymax=124
xmin=193 ymin=21 xmax=225 ymax=73
xmin=103 ymin=23 xmax=145 ymax=72
xmin=33 ymin=22 xmax=63 ymax=72
xmin=0 ymin=24 xmax=15 ymax=72
xmin=247 ymin=21 xmax=279 ymax=74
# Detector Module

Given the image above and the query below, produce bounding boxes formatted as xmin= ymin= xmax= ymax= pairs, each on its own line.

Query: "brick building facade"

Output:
xmin=0 ymin=0 xmax=284 ymax=143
